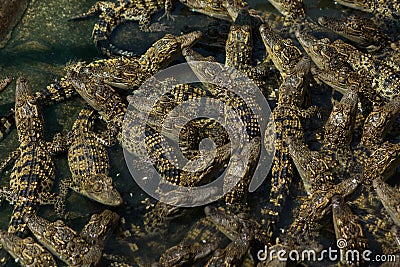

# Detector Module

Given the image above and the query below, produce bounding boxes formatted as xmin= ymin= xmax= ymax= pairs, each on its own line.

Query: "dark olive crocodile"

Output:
xmin=71 ymin=0 xmax=175 ymax=57
xmin=24 ymin=213 xmax=105 ymax=266
xmin=274 ymin=88 xmax=400 ymax=261
xmin=266 ymin=0 xmax=305 ymax=23
xmin=0 ymin=77 xmax=67 ymax=237
xmin=335 ymin=0 xmax=400 ymax=21
xmin=331 ymin=195 xmax=368 ymax=266
xmin=0 ymin=230 xmax=57 ymax=267
xmin=260 ymin=23 xmax=303 ymax=78
xmin=258 ymin=54 xmax=320 ymax=237
xmin=57 ymin=106 xmax=122 ymax=215
xmin=318 ymin=15 xmax=390 ymax=52
xmin=81 ymin=209 xmax=120 ymax=244
xmin=296 ymin=28 xmax=400 ymax=102
xmin=159 ymin=217 xmax=223 ymax=266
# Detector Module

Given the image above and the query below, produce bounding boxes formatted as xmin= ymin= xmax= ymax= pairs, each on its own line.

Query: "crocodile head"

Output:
xmin=81 ymin=209 xmax=120 ymax=242
xmin=15 ymin=77 xmax=44 ymax=142
xmin=75 ymin=174 xmax=123 ymax=206
xmin=260 ymin=24 xmax=303 ymax=77
xmin=140 ymin=31 xmax=202 ymax=73
xmin=318 ymin=15 xmax=387 ymax=51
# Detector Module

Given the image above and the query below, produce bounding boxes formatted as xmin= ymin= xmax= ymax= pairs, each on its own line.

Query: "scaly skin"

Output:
xmin=24 ymin=214 xmax=103 ymax=266
xmin=159 ymin=217 xmax=223 ymax=266
xmin=260 ymin=56 xmax=320 ymax=237
xmin=260 ymin=24 xmax=303 ymax=78
xmin=373 ymin=179 xmax=400 ymax=228
xmin=58 ymin=106 xmax=122 ymax=212
xmin=0 ymin=230 xmax=57 ymax=267
xmin=331 ymin=39 xmax=400 ymax=101
xmin=0 ymin=77 xmax=66 ymax=237
xmin=71 ymin=0 xmax=175 ymax=57
xmin=332 ymin=195 xmax=368 ymax=266
xmin=81 ymin=209 xmax=120 ymax=243
xmin=183 ymin=46 xmax=263 ymax=209
xmin=0 ymin=77 xmax=76 ymax=142
xmin=335 ymin=0 xmax=400 ymax=21
xmin=179 ymin=0 xmax=249 ymax=21
xmin=267 ymin=0 xmax=305 ymax=22
xmin=318 ymin=15 xmax=389 ymax=51
xmin=297 ymin=29 xmax=400 ymax=102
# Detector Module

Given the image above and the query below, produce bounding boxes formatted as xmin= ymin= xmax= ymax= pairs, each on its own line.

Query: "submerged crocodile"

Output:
xmin=272 ymin=88 xmax=400 ymax=263
xmin=0 ymin=230 xmax=57 ymax=267
xmin=25 ymin=214 xmax=101 ymax=266
xmin=335 ymin=0 xmax=400 ymax=21
xmin=0 ymin=77 xmax=67 ymax=237
xmin=71 ymin=0 xmax=175 ymax=57
xmin=57 ymin=106 xmax=123 ymax=215
xmin=0 ymin=32 xmax=201 ymax=143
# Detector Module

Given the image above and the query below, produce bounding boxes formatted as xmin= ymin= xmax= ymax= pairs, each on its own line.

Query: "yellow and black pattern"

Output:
xmin=0 ymin=230 xmax=57 ymax=267
xmin=2 ymin=77 xmax=58 ymax=237
xmin=71 ymin=0 xmax=173 ymax=57
xmin=58 ymin=106 xmax=122 ymax=209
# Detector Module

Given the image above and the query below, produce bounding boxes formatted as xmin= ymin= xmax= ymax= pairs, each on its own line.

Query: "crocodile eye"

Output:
xmin=273 ymin=44 xmax=280 ymax=52
xmin=312 ymin=45 xmax=319 ymax=52
xmin=93 ymin=182 xmax=103 ymax=192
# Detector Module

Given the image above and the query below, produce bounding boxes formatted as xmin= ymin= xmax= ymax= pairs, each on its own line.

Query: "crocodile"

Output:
xmin=335 ymin=0 xmax=400 ymax=21
xmin=24 ymin=213 xmax=103 ymax=266
xmin=258 ymin=55 xmax=321 ymax=237
xmin=0 ymin=230 xmax=57 ymax=267
xmin=0 ymin=77 xmax=67 ymax=237
xmin=331 ymin=195 xmax=368 ymax=266
xmin=70 ymin=0 xmax=175 ymax=57
xmin=296 ymin=28 xmax=400 ymax=102
xmin=0 ymin=77 xmax=77 ymax=142
xmin=260 ymin=23 xmax=303 ymax=78
xmin=56 ymin=106 xmax=123 ymax=216
xmin=158 ymin=217 xmax=223 ymax=266
xmin=373 ymin=178 xmax=400 ymax=228
xmin=317 ymin=15 xmax=400 ymax=68
xmin=329 ymin=39 xmax=400 ymax=101
xmin=317 ymin=15 xmax=391 ymax=52
xmin=266 ymin=0 xmax=305 ymax=23
xmin=81 ymin=209 xmax=120 ymax=244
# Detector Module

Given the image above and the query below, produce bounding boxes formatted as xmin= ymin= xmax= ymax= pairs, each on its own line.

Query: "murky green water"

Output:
xmin=0 ymin=0 xmax=398 ymax=266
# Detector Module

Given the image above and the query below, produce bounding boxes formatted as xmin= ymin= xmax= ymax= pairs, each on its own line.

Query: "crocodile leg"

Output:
xmin=0 ymin=76 xmax=12 ymax=93
xmin=0 ymin=150 xmax=20 ymax=173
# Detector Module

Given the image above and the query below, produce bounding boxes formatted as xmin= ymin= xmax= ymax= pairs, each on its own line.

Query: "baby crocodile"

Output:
xmin=81 ymin=209 xmax=120 ymax=244
xmin=24 ymin=213 xmax=103 ymax=266
xmin=57 ymin=106 xmax=122 ymax=215
xmin=332 ymin=195 xmax=368 ymax=266
xmin=0 ymin=77 xmax=67 ymax=237
xmin=260 ymin=55 xmax=320 ymax=237
xmin=0 ymin=230 xmax=57 ymax=267
xmin=260 ymin=24 xmax=303 ymax=78
xmin=335 ymin=0 xmax=399 ymax=21
xmin=71 ymin=0 xmax=175 ymax=57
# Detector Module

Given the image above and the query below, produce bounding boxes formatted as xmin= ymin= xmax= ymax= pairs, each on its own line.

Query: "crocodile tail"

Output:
xmin=8 ymin=194 xmax=37 ymax=237
xmin=35 ymin=78 xmax=76 ymax=105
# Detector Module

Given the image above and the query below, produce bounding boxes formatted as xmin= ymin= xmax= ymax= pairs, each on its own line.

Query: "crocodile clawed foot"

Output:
xmin=144 ymin=22 xmax=170 ymax=32
xmin=158 ymin=10 xmax=176 ymax=21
